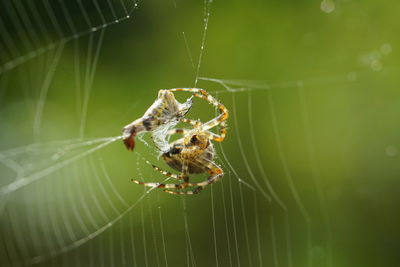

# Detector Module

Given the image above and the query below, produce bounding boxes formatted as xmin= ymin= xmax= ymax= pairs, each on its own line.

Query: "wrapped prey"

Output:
xmin=122 ymin=89 xmax=193 ymax=151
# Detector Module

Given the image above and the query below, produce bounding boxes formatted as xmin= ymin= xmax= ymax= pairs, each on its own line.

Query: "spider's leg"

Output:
xmin=168 ymin=88 xmax=202 ymax=94
xmin=179 ymin=118 xmax=202 ymax=127
xmin=132 ymin=180 xmax=189 ymax=189
xmin=149 ymin=164 xmax=183 ymax=180
xmin=205 ymin=121 xmax=227 ymax=142
xmin=166 ymin=119 xmax=202 ymax=136
xmin=169 ymin=89 xmax=228 ymax=124
xmin=179 ymin=117 xmax=227 ymax=143
xmin=164 ymin=164 xmax=223 ymax=195
xmin=163 ymin=186 xmax=204 ymax=195
xmin=193 ymin=92 xmax=228 ymax=131
xmin=167 ymin=128 xmax=189 ymax=136
xmin=168 ymin=88 xmax=228 ymax=140
xmin=132 ymin=164 xmax=190 ymax=189
xmin=163 ymin=173 xmax=223 ymax=195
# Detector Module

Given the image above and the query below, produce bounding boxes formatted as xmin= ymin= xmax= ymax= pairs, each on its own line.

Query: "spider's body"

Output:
xmin=162 ymin=130 xmax=215 ymax=174
xmin=131 ymin=88 xmax=228 ymax=195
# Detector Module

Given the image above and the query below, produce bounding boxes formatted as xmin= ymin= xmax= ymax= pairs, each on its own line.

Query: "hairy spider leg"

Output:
xmin=133 ymin=170 xmax=222 ymax=193
xmin=149 ymin=164 xmax=184 ymax=180
xmin=131 ymin=162 xmax=186 ymax=186
xmin=206 ymin=120 xmax=227 ymax=142
xmin=179 ymin=118 xmax=202 ymax=127
xmin=132 ymin=180 xmax=189 ymax=189
xmin=168 ymin=88 xmax=228 ymax=142
xmin=165 ymin=119 xmax=203 ymax=136
xmin=177 ymin=118 xmax=227 ymax=143
xmin=133 ymin=140 xmax=224 ymax=194
xmin=192 ymin=92 xmax=228 ymax=142
xmin=164 ymin=165 xmax=224 ymax=195
xmin=166 ymin=128 xmax=189 ymax=136
xmin=132 ymin=159 xmax=190 ymax=189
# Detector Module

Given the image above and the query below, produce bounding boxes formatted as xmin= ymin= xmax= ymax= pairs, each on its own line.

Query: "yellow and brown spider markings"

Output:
xmin=131 ymin=88 xmax=228 ymax=194
xmin=163 ymin=131 xmax=215 ymax=174
xmin=122 ymin=89 xmax=192 ymax=151
xmin=132 ymin=128 xmax=224 ymax=195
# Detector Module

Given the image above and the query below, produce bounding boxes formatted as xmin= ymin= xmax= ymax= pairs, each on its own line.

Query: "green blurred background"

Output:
xmin=1 ymin=0 xmax=400 ymax=266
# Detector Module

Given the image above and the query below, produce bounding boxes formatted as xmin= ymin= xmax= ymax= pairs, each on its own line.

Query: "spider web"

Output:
xmin=1 ymin=0 xmax=399 ymax=266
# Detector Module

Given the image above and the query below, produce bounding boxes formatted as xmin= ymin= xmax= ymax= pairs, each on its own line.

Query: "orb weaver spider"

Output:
xmin=131 ymin=88 xmax=228 ymax=195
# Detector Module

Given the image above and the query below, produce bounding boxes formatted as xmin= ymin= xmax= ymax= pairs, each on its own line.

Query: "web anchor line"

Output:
xmin=0 ymin=136 xmax=123 ymax=196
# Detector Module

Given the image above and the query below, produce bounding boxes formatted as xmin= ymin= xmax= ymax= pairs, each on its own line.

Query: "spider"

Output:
xmin=122 ymin=89 xmax=193 ymax=151
xmin=132 ymin=88 xmax=228 ymax=195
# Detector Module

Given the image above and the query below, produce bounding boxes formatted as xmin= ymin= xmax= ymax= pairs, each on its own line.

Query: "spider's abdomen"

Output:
xmin=162 ymin=144 xmax=215 ymax=174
